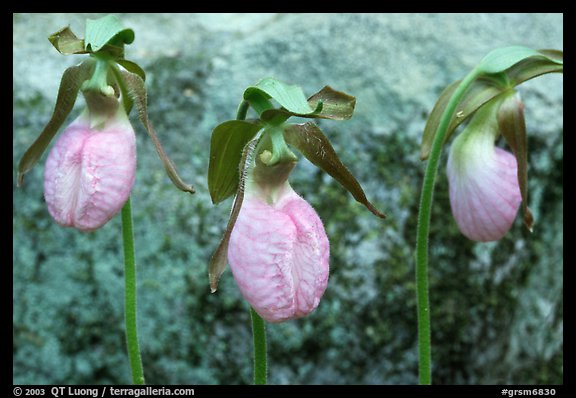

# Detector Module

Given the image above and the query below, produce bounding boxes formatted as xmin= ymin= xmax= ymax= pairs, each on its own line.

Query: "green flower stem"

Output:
xmin=250 ymin=307 xmax=268 ymax=385
xmin=236 ymin=100 xmax=250 ymax=121
xmin=237 ymin=99 xmax=268 ymax=385
xmin=121 ymin=197 xmax=145 ymax=385
xmin=415 ymin=68 xmax=480 ymax=385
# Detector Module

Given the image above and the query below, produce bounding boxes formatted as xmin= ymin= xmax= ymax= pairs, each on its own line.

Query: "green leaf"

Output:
xmin=260 ymin=85 xmax=356 ymax=123
xmin=259 ymin=108 xmax=293 ymax=125
xmin=208 ymin=120 xmax=263 ymax=204
xmin=307 ymin=86 xmax=356 ymax=120
xmin=244 ymin=78 xmax=316 ymax=115
xmin=48 ymin=26 xmax=87 ymax=55
xmin=478 ymin=46 xmax=543 ymax=74
xmin=17 ymin=60 xmax=95 ymax=186
xmin=284 ymin=123 xmax=386 ymax=219
xmin=506 ymin=49 xmax=563 ymax=85
xmin=117 ymin=59 xmax=146 ymax=81
xmin=85 ymin=15 xmax=135 ymax=53
xmin=209 ymin=137 xmax=260 ymax=293
xmin=244 ymin=90 xmax=275 ymax=115
xmin=537 ymin=49 xmax=564 ymax=62
xmin=120 ymin=69 xmax=195 ymax=194
xmin=498 ymin=93 xmax=533 ymax=232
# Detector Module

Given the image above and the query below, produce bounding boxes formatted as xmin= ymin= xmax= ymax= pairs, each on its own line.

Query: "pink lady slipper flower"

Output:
xmin=227 ymin=146 xmax=329 ymax=323
xmin=208 ymin=80 xmax=384 ymax=324
xmin=18 ymin=15 xmax=195 ymax=232
xmin=446 ymin=98 xmax=522 ymax=242
xmin=44 ymin=102 xmax=136 ymax=232
xmin=433 ymin=47 xmax=563 ymax=243
xmin=18 ymin=58 xmax=194 ymax=231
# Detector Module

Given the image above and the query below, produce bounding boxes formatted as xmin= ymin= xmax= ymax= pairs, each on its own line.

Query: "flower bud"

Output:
xmin=446 ymin=101 xmax=522 ymax=242
xmin=227 ymin=149 xmax=329 ymax=323
xmin=44 ymin=104 xmax=136 ymax=231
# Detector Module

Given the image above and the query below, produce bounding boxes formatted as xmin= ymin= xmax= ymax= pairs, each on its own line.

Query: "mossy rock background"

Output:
xmin=13 ymin=13 xmax=563 ymax=384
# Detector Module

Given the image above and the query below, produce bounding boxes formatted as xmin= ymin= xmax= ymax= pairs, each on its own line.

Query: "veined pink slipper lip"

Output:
xmin=447 ymin=119 xmax=521 ymax=242
xmin=44 ymin=109 xmax=136 ymax=232
xmin=228 ymin=184 xmax=330 ymax=323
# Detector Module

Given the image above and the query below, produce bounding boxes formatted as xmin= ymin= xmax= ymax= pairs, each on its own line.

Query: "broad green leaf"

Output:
xmin=209 ymin=137 xmax=260 ymax=293
xmin=208 ymin=120 xmax=263 ymax=204
xmin=120 ymin=69 xmax=195 ymax=194
xmin=117 ymin=59 xmax=146 ymax=81
xmin=48 ymin=26 xmax=87 ymax=55
xmin=498 ymin=93 xmax=533 ymax=232
xmin=244 ymin=78 xmax=317 ymax=115
xmin=85 ymin=15 xmax=135 ymax=53
xmin=284 ymin=123 xmax=386 ymax=219
xmin=17 ymin=60 xmax=95 ymax=186
xmin=421 ymin=49 xmax=563 ymax=160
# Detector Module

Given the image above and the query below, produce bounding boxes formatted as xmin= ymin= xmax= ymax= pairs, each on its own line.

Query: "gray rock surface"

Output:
xmin=13 ymin=13 xmax=563 ymax=384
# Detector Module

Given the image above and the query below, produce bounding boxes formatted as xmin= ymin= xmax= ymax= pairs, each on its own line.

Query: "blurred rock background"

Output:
xmin=13 ymin=13 xmax=563 ymax=384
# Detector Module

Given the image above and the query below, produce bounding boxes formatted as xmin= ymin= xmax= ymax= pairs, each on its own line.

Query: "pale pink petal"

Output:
xmin=228 ymin=185 xmax=329 ymax=323
xmin=447 ymin=133 xmax=521 ymax=242
xmin=44 ymin=111 xmax=136 ymax=232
